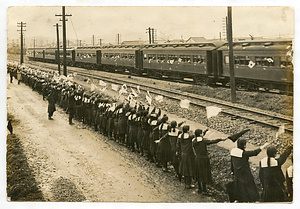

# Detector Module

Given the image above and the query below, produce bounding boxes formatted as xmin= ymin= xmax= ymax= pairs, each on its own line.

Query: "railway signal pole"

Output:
xmin=17 ymin=22 xmax=26 ymax=64
xmin=53 ymin=23 xmax=62 ymax=74
xmin=227 ymin=7 xmax=237 ymax=103
xmin=55 ymin=6 xmax=72 ymax=76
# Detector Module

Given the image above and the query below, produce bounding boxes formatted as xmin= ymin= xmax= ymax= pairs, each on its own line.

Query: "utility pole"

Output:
xmin=33 ymin=38 xmax=36 ymax=57
xmin=17 ymin=22 xmax=26 ymax=64
xmin=99 ymin=38 xmax=103 ymax=46
xmin=227 ymin=7 xmax=236 ymax=103
xmin=53 ymin=23 xmax=61 ymax=74
xmin=151 ymin=28 xmax=155 ymax=44
xmin=146 ymin=27 xmax=151 ymax=44
xmin=79 ymin=40 xmax=82 ymax=46
xmin=55 ymin=6 xmax=72 ymax=76
xmin=92 ymin=35 xmax=94 ymax=46
xmin=117 ymin=33 xmax=121 ymax=45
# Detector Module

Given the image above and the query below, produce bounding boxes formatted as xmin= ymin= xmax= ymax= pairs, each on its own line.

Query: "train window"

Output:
xmin=149 ymin=54 xmax=157 ymax=60
xmin=115 ymin=53 xmax=120 ymax=59
xmin=128 ymin=54 xmax=135 ymax=59
xmin=193 ymin=55 xmax=204 ymax=64
xmin=280 ymin=56 xmax=293 ymax=67
xmin=144 ymin=54 xmax=148 ymax=60
xmin=224 ymin=55 xmax=229 ymax=64
xmin=168 ymin=54 xmax=178 ymax=61
xmin=179 ymin=55 xmax=191 ymax=63
xmin=255 ymin=57 xmax=274 ymax=67
xmin=157 ymin=54 xmax=166 ymax=61
xmin=121 ymin=53 xmax=128 ymax=59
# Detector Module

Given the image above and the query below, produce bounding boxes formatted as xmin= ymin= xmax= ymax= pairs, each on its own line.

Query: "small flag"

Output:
xmin=112 ymin=84 xmax=119 ymax=91
xmin=131 ymin=87 xmax=138 ymax=97
xmin=129 ymin=99 xmax=136 ymax=108
xmin=180 ymin=99 xmax=190 ymax=109
xmin=206 ymin=106 xmax=222 ymax=118
xmin=146 ymin=95 xmax=152 ymax=105
xmin=248 ymin=61 xmax=255 ymax=69
xmin=91 ymin=83 xmax=96 ymax=91
xmin=146 ymin=90 xmax=152 ymax=99
xmin=109 ymin=103 xmax=116 ymax=112
xmin=119 ymin=84 xmax=128 ymax=95
xmin=137 ymin=86 xmax=141 ymax=94
xmin=228 ymin=129 xmax=250 ymax=142
xmin=99 ymin=80 xmax=107 ymax=86
xmin=155 ymin=95 xmax=163 ymax=102
xmin=275 ymin=125 xmax=285 ymax=139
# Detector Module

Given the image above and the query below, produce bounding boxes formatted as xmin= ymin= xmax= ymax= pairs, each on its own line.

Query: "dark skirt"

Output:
xmin=179 ymin=153 xmax=195 ymax=177
xmin=262 ymin=181 xmax=287 ymax=202
xmin=195 ymin=157 xmax=212 ymax=183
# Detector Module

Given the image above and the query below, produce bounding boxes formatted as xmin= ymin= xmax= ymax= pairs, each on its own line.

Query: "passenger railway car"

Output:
xmin=100 ymin=45 xmax=142 ymax=74
xmin=74 ymin=47 xmax=100 ymax=68
xmin=140 ymin=42 xmax=220 ymax=82
xmin=26 ymin=38 xmax=293 ymax=93
xmin=216 ymin=39 xmax=293 ymax=92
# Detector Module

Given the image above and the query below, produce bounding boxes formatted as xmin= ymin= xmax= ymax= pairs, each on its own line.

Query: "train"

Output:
xmin=26 ymin=39 xmax=293 ymax=93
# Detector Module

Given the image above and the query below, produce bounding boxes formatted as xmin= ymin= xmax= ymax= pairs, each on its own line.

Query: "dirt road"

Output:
xmin=6 ymin=76 xmax=214 ymax=203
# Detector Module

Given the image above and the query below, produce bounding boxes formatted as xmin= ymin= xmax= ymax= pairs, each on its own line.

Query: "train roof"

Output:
xmin=218 ymin=39 xmax=293 ymax=51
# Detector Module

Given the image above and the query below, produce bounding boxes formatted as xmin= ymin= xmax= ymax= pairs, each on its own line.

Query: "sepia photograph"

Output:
xmin=2 ymin=1 xmax=297 ymax=209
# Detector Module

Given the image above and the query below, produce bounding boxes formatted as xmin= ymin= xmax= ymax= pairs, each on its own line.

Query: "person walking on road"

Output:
xmin=17 ymin=67 xmax=22 ymax=85
xmin=47 ymin=90 xmax=56 ymax=120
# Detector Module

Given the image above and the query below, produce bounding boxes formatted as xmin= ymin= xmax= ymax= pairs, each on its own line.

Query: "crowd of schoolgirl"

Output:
xmin=8 ymin=62 xmax=293 ymax=203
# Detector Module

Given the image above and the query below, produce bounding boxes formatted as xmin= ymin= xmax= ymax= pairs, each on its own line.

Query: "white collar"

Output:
xmin=260 ymin=157 xmax=278 ymax=168
xmin=230 ymin=148 xmax=243 ymax=158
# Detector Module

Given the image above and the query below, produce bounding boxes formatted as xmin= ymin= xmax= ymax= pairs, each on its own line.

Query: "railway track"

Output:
xmin=20 ymin=60 xmax=294 ymax=134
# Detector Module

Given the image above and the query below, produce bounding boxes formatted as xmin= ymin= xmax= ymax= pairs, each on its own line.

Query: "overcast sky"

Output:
xmin=7 ymin=6 xmax=294 ymax=46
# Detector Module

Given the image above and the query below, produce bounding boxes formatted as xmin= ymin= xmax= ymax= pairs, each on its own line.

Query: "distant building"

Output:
xmin=186 ymin=37 xmax=207 ymax=43
xmin=121 ymin=40 xmax=146 ymax=45
xmin=233 ymin=37 xmax=264 ymax=41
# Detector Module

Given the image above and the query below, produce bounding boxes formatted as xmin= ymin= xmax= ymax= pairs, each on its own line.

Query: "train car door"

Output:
xmin=206 ymin=51 xmax=213 ymax=81
xmin=217 ymin=50 xmax=223 ymax=77
xmin=135 ymin=50 xmax=143 ymax=74
xmin=43 ymin=50 xmax=45 ymax=62
xmin=96 ymin=50 xmax=102 ymax=66
xmin=72 ymin=50 xmax=76 ymax=64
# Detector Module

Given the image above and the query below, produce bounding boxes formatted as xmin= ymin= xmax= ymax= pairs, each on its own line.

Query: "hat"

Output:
xmin=228 ymin=129 xmax=250 ymax=142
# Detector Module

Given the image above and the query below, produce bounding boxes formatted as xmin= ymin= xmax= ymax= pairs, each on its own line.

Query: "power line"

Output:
xmin=67 ymin=8 xmax=79 ymax=42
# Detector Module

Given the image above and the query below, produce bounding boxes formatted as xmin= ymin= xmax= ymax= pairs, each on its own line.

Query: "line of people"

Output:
xmin=11 ymin=63 xmax=293 ymax=202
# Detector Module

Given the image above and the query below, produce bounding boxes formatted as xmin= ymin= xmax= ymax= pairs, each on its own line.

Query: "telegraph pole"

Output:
xmin=227 ymin=7 xmax=236 ymax=103
xmin=147 ymin=27 xmax=151 ymax=44
xmin=55 ymin=6 xmax=72 ymax=76
xmin=53 ymin=23 xmax=61 ymax=74
xmin=99 ymin=39 xmax=103 ymax=46
xmin=92 ymin=35 xmax=94 ymax=46
xmin=116 ymin=34 xmax=121 ymax=45
xmin=33 ymin=38 xmax=36 ymax=57
xmin=151 ymin=28 xmax=155 ymax=44
xmin=17 ymin=22 xmax=26 ymax=64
